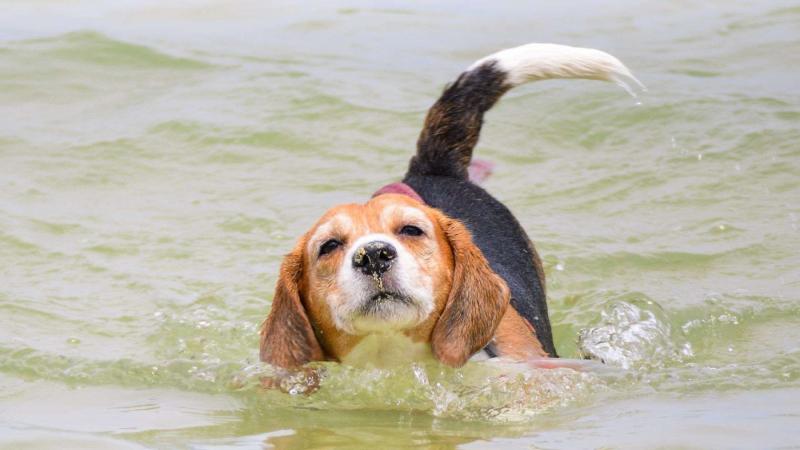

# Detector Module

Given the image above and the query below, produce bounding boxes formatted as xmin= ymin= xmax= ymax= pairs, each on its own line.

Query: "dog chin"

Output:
xmin=347 ymin=292 xmax=425 ymax=334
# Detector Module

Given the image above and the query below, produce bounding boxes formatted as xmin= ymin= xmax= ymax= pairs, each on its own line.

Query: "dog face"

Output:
xmin=307 ymin=195 xmax=447 ymax=336
xmin=260 ymin=194 xmax=510 ymax=368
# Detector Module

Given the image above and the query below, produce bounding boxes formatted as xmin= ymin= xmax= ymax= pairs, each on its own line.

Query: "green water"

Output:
xmin=1 ymin=1 xmax=799 ymax=448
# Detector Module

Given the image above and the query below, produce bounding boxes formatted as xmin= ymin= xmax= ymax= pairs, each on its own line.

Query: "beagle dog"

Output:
xmin=260 ymin=43 xmax=639 ymax=369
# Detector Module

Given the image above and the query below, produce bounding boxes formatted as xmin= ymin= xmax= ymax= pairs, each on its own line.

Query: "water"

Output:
xmin=1 ymin=1 xmax=799 ymax=448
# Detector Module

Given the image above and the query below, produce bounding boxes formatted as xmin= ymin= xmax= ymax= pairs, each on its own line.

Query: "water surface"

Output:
xmin=1 ymin=1 xmax=799 ymax=449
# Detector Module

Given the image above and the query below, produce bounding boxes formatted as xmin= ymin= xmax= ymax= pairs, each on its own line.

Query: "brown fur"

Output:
xmin=429 ymin=214 xmax=510 ymax=367
xmin=259 ymin=239 xmax=325 ymax=368
xmin=493 ymin=307 xmax=548 ymax=360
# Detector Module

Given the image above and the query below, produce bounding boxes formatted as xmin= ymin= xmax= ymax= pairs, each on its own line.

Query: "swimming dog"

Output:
xmin=260 ymin=43 xmax=639 ymax=368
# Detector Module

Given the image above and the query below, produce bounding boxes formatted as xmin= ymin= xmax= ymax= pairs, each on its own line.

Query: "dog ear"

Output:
xmin=431 ymin=215 xmax=510 ymax=367
xmin=260 ymin=240 xmax=325 ymax=369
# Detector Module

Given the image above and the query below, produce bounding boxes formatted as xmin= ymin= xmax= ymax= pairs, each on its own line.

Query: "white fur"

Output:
xmin=468 ymin=42 xmax=645 ymax=94
xmin=330 ymin=233 xmax=435 ymax=335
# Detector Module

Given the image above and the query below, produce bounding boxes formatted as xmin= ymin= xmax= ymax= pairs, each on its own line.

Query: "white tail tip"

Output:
xmin=469 ymin=43 xmax=645 ymax=96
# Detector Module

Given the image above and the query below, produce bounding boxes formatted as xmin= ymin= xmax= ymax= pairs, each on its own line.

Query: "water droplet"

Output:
xmin=611 ymin=72 xmax=647 ymax=102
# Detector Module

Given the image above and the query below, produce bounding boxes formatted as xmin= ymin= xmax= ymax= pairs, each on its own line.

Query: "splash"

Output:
xmin=1 ymin=342 xmax=605 ymax=423
xmin=242 ymin=360 xmax=605 ymax=422
xmin=578 ymin=297 xmax=693 ymax=370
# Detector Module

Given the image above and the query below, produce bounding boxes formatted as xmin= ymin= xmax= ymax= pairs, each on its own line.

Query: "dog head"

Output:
xmin=260 ymin=194 xmax=510 ymax=368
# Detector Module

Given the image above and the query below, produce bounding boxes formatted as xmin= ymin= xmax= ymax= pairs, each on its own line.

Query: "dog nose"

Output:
xmin=352 ymin=241 xmax=397 ymax=276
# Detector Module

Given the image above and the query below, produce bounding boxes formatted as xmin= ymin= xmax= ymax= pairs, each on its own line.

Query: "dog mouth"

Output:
xmin=345 ymin=283 xmax=430 ymax=334
xmin=358 ymin=291 xmax=412 ymax=315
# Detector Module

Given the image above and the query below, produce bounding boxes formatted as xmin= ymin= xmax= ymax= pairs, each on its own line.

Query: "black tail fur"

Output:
xmin=407 ymin=62 xmax=510 ymax=180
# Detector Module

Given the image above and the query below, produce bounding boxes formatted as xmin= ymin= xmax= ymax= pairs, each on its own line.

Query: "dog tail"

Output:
xmin=407 ymin=43 xmax=643 ymax=179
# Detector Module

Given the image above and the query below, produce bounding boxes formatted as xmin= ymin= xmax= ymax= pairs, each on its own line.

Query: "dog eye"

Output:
xmin=398 ymin=225 xmax=424 ymax=237
xmin=319 ymin=239 xmax=342 ymax=256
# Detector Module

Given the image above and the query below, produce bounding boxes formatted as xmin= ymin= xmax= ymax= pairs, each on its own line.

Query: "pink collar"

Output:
xmin=370 ymin=158 xmax=494 ymax=205
xmin=372 ymin=182 xmax=425 ymax=204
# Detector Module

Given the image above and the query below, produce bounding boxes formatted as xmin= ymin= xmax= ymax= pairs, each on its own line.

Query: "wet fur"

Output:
xmin=405 ymin=62 xmax=556 ymax=356
xmin=404 ymin=175 xmax=556 ymax=357
xmin=430 ymin=215 xmax=511 ymax=366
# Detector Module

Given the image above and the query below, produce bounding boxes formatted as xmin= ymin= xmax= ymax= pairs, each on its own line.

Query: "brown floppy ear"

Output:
xmin=431 ymin=216 xmax=511 ymax=367
xmin=260 ymin=240 xmax=325 ymax=369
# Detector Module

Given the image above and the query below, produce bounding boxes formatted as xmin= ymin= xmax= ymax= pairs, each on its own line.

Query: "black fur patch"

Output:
xmin=404 ymin=174 xmax=557 ymax=357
